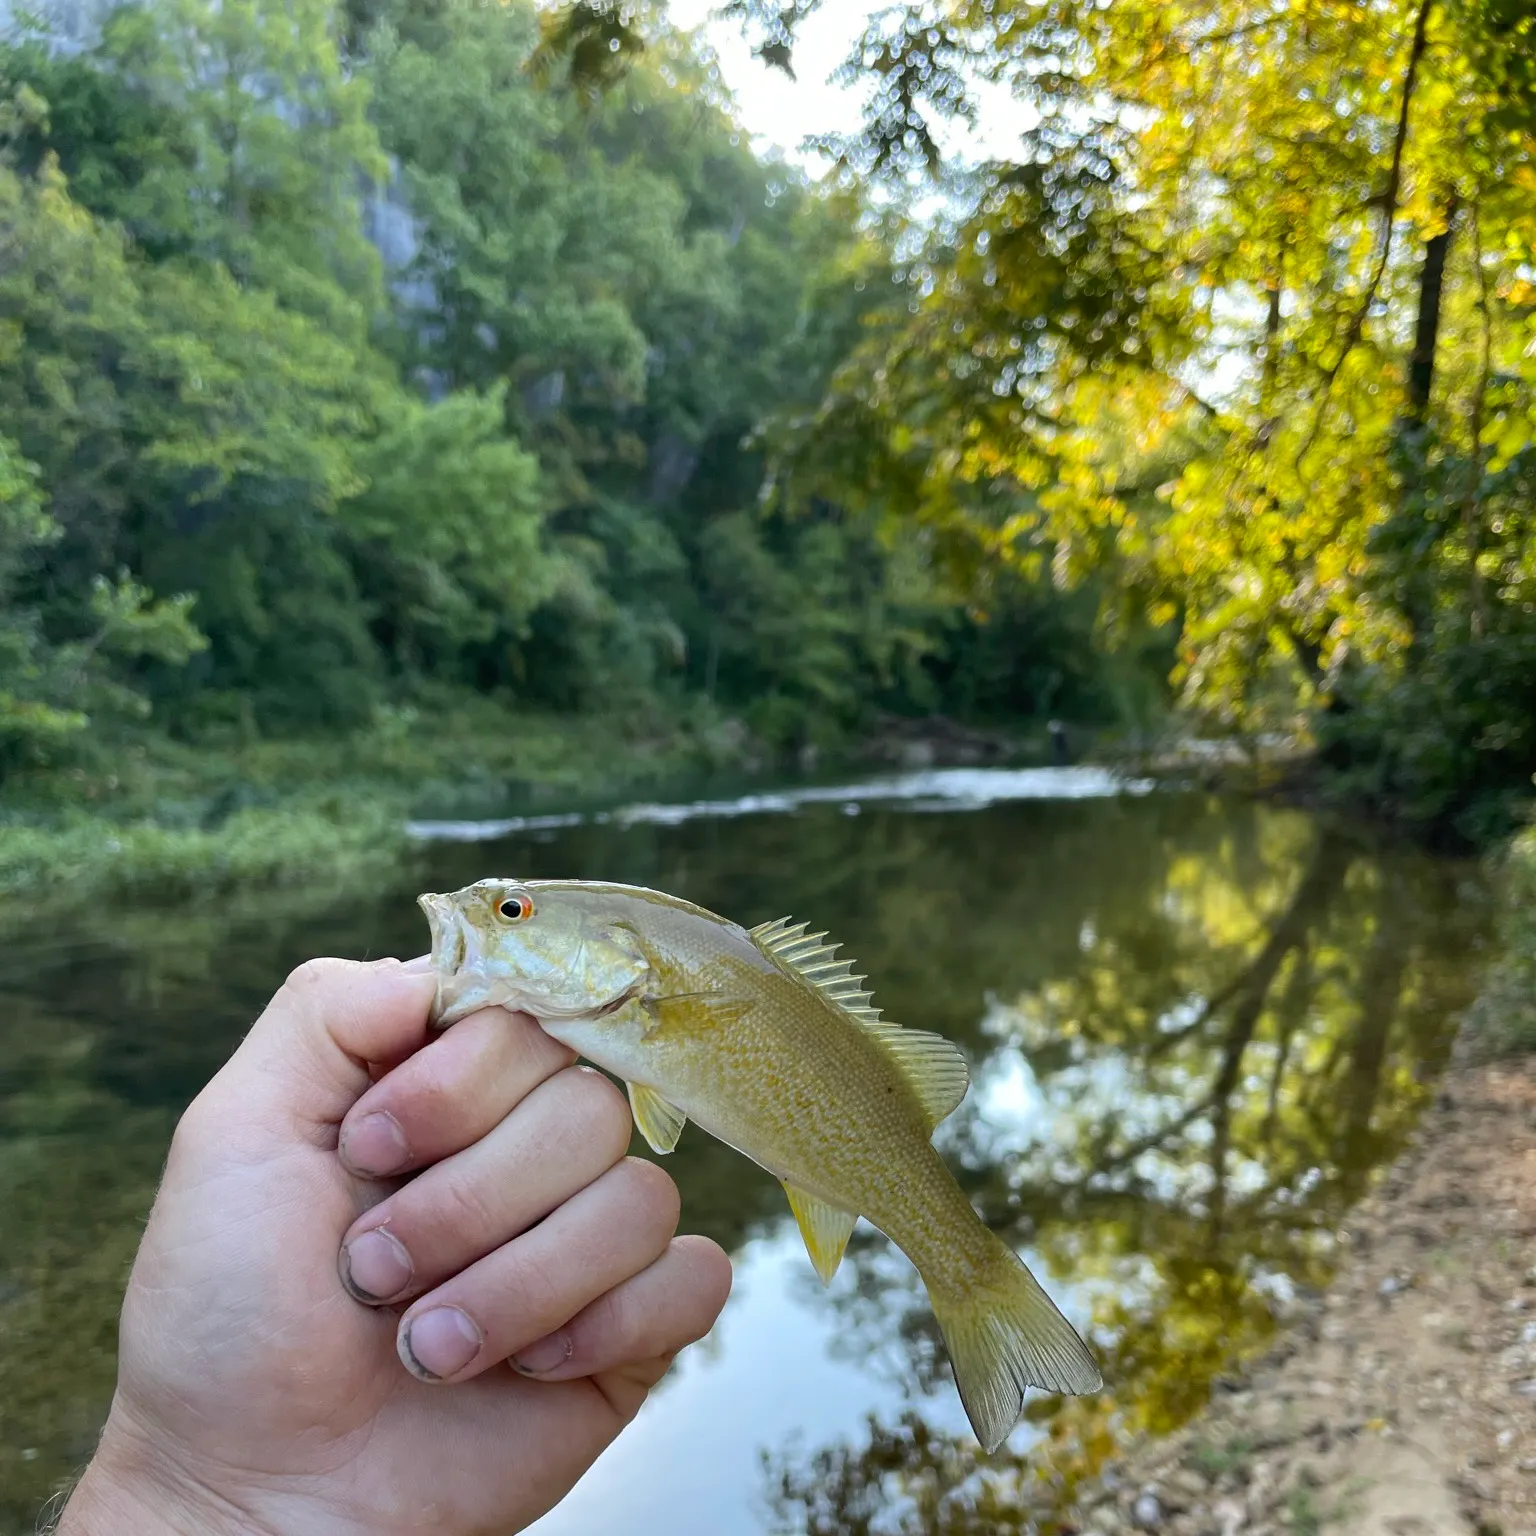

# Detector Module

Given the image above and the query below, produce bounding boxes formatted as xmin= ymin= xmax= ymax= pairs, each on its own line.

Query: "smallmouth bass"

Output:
xmin=418 ymin=877 xmax=1101 ymax=1449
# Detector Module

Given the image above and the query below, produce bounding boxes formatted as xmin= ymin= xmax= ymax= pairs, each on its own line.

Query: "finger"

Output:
xmin=192 ymin=956 xmax=438 ymax=1149
xmin=588 ymin=1353 xmax=687 ymax=1425
xmin=508 ymin=1235 xmax=732 ymax=1381
xmin=394 ymin=1158 xmax=680 ymax=1383
xmin=338 ymin=1006 xmax=575 ymax=1179
xmin=339 ymin=1066 xmax=632 ymax=1305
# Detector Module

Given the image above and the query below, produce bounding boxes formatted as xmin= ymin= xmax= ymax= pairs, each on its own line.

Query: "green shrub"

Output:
xmin=1466 ymin=826 xmax=1536 ymax=1057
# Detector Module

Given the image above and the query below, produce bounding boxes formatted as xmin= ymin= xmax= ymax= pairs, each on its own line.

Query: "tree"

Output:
xmin=715 ymin=0 xmax=1536 ymax=835
xmin=0 ymin=426 xmax=203 ymax=768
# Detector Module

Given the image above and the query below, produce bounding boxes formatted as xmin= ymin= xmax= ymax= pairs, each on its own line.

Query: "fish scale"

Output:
xmin=418 ymin=876 xmax=1102 ymax=1450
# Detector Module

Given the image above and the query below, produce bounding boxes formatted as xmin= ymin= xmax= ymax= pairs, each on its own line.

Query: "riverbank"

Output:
xmin=1067 ymin=865 xmax=1536 ymax=1536
xmin=0 ymin=701 xmax=749 ymax=903
xmin=0 ymin=703 xmax=1082 ymax=904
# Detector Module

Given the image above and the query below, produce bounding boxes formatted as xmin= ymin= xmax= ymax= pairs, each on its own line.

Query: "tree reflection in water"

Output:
xmin=0 ymin=792 xmax=1490 ymax=1535
xmin=767 ymin=813 xmax=1486 ymax=1536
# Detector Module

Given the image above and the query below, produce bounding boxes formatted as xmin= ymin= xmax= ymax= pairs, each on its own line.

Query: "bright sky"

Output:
xmin=667 ymin=0 xmax=1032 ymax=170
xmin=667 ymin=0 xmax=875 ymax=162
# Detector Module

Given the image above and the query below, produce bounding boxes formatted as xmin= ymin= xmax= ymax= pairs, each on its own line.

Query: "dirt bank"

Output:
xmin=1069 ymin=1048 xmax=1536 ymax=1536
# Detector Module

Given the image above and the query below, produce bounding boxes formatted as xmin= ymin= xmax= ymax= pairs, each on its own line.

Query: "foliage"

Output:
xmin=720 ymin=0 xmax=1536 ymax=840
xmin=0 ymin=414 xmax=203 ymax=768
xmin=0 ymin=690 xmax=746 ymax=900
xmin=0 ymin=0 xmax=1154 ymax=827
xmin=1466 ymin=825 xmax=1536 ymax=1057
xmin=0 ymin=801 xmax=400 ymax=903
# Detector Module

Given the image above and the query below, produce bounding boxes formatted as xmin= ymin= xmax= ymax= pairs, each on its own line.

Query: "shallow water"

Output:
xmin=0 ymin=774 xmax=1491 ymax=1534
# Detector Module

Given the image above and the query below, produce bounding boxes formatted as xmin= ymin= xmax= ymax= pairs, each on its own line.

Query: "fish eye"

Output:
xmin=497 ymin=892 xmax=534 ymax=923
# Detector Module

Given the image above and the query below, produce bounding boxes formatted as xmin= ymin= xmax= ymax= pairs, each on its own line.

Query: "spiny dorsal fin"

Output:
xmin=749 ymin=915 xmax=968 ymax=1126
xmin=627 ymin=1081 xmax=687 ymax=1153
xmin=782 ymin=1182 xmax=858 ymax=1284
xmin=865 ymin=1023 xmax=970 ymax=1128
xmin=749 ymin=915 xmax=884 ymax=1024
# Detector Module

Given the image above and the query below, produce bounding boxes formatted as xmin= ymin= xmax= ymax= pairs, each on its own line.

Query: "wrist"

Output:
xmin=56 ymin=1408 xmax=279 ymax=1536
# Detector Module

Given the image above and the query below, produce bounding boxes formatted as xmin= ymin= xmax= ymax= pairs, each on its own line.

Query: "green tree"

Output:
xmin=715 ymin=0 xmax=1536 ymax=834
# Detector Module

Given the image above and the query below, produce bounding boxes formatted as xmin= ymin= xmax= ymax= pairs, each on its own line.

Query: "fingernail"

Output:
xmin=511 ymin=1331 xmax=573 ymax=1377
xmin=340 ymin=1228 xmax=413 ymax=1303
xmin=340 ymin=1111 xmax=409 ymax=1177
xmin=401 ymin=954 xmax=435 ymax=974
xmin=400 ymin=1307 xmax=482 ymax=1381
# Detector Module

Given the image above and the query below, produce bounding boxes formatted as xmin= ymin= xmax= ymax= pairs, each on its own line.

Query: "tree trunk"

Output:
xmin=1405 ymin=203 xmax=1458 ymax=430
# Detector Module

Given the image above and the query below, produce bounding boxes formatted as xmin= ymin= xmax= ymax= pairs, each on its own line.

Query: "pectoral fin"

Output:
xmin=645 ymin=993 xmax=755 ymax=1035
xmin=627 ymin=1081 xmax=687 ymax=1154
xmin=782 ymin=1182 xmax=858 ymax=1284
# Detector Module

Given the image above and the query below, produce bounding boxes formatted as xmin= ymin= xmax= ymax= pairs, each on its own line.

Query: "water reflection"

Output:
xmin=0 ymin=787 xmax=1488 ymax=1535
xmin=765 ymin=810 xmax=1487 ymax=1536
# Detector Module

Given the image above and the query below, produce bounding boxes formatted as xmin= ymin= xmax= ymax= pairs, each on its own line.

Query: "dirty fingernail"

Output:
xmin=341 ymin=1111 xmax=409 ymax=1177
xmin=511 ymin=1331 xmax=574 ymax=1377
xmin=341 ymin=1228 xmax=413 ymax=1303
xmin=400 ymin=1307 xmax=482 ymax=1381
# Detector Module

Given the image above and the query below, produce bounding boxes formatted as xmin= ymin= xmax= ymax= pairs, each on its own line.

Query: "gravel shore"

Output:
xmin=1068 ymin=1049 xmax=1536 ymax=1536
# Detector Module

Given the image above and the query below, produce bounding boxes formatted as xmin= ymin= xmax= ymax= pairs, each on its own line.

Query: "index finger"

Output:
xmin=338 ymin=1005 xmax=576 ymax=1180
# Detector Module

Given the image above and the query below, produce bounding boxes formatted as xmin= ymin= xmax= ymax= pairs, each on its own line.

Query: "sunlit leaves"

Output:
xmin=529 ymin=0 xmax=648 ymax=97
xmin=748 ymin=0 xmax=1536 ymax=831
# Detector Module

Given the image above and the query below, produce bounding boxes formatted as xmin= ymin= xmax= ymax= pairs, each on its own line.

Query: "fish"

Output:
xmin=417 ymin=877 xmax=1101 ymax=1450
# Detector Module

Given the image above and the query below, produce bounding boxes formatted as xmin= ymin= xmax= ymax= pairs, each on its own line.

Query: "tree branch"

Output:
xmin=1463 ymin=199 xmax=1492 ymax=636
xmin=1294 ymin=0 xmax=1435 ymax=474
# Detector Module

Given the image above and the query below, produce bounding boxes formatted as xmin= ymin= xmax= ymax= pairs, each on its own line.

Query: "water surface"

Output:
xmin=0 ymin=775 xmax=1490 ymax=1534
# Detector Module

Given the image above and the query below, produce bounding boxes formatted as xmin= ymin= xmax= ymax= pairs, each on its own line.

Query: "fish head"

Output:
xmin=418 ymin=879 xmax=651 ymax=1028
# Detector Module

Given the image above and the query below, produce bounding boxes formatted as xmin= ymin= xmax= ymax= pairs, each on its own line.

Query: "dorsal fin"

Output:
xmin=749 ymin=915 xmax=884 ymax=1024
xmin=865 ymin=1024 xmax=970 ymax=1127
xmin=749 ymin=914 xmax=970 ymax=1127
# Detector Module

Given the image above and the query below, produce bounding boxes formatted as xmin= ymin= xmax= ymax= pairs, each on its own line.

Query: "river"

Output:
xmin=0 ymin=771 xmax=1491 ymax=1534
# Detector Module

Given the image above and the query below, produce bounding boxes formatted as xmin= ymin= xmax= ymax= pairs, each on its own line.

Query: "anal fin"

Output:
xmin=783 ymin=1182 xmax=858 ymax=1284
xmin=628 ymin=1081 xmax=687 ymax=1154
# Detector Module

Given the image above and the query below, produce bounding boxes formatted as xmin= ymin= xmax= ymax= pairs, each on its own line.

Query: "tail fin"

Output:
xmin=928 ymin=1237 xmax=1102 ymax=1452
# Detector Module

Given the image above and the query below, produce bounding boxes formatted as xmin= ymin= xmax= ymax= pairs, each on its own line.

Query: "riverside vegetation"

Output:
xmin=4 ymin=0 xmax=1536 ymax=907
xmin=0 ymin=0 xmax=1160 ymax=903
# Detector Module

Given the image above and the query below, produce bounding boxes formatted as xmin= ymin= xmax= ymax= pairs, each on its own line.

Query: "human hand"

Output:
xmin=58 ymin=956 xmax=732 ymax=1536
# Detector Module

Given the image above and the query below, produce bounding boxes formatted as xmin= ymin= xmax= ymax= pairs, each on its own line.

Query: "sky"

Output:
xmin=666 ymin=0 xmax=877 ymax=163
xmin=666 ymin=0 xmax=1031 ymax=171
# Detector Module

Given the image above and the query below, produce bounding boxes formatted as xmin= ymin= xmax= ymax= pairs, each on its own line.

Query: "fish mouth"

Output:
xmin=417 ymin=892 xmax=466 ymax=971
xmin=416 ymin=893 xmax=466 ymax=1026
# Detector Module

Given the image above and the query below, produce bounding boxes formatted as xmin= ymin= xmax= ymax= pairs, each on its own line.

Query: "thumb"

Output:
xmin=202 ymin=956 xmax=439 ymax=1145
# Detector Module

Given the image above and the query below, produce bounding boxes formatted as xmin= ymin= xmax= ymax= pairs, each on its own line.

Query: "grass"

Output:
xmin=0 ymin=693 xmax=755 ymax=905
xmin=1465 ymin=825 xmax=1536 ymax=1058
xmin=1187 ymin=1434 xmax=1256 ymax=1480
xmin=0 ymin=801 xmax=405 ymax=903
xmin=1287 ymin=1485 xmax=1323 ymax=1536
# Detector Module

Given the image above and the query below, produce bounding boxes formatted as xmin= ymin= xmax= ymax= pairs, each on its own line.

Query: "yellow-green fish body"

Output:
xmin=419 ymin=878 xmax=1100 ymax=1449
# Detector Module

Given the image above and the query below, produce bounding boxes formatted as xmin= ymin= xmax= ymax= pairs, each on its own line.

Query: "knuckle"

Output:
xmin=431 ymin=1171 xmax=499 ymax=1239
xmin=615 ymin=1156 xmax=681 ymax=1233
xmin=675 ymin=1236 xmax=733 ymax=1319
xmin=556 ymin=1067 xmax=632 ymax=1158
xmin=282 ymin=955 xmax=353 ymax=999
xmin=504 ymin=1248 xmax=570 ymax=1329
xmin=591 ymin=1282 xmax=657 ymax=1358
xmin=399 ymin=1055 xmax=458 ymax=1120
